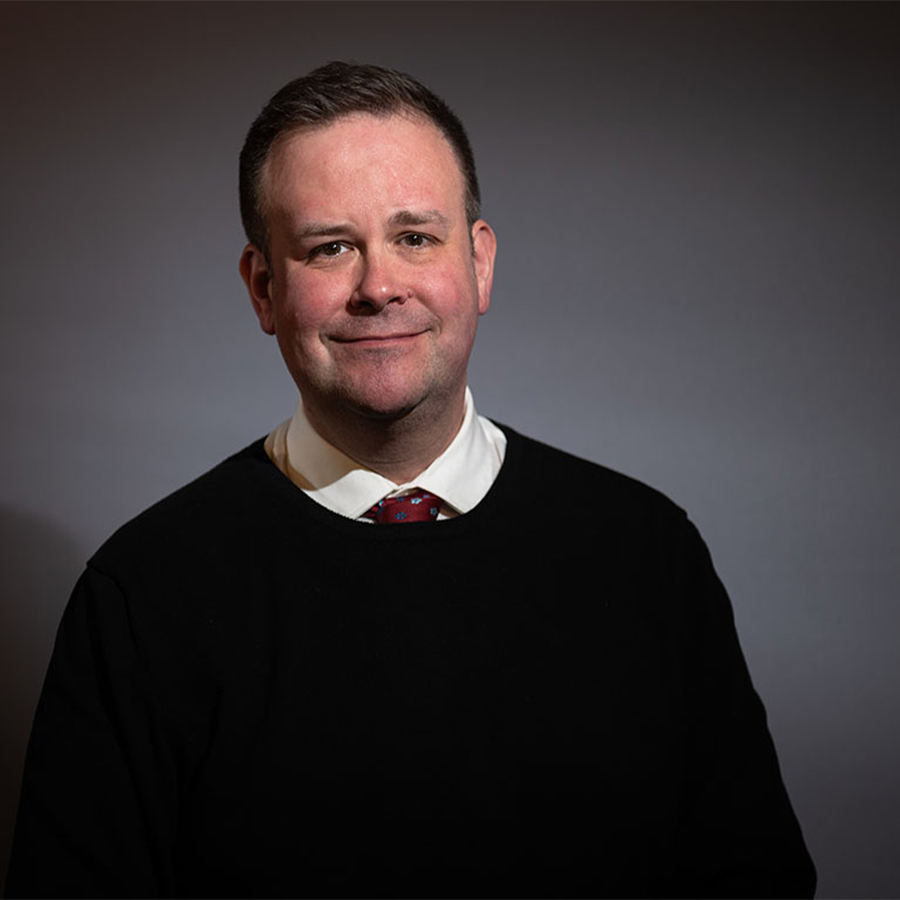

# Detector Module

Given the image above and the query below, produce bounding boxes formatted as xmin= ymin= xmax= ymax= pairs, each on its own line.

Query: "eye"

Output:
xmin=400 ymin=233 xmax=431 ymax=249
xmin=308 ymin=241 xmax=350 ymax=260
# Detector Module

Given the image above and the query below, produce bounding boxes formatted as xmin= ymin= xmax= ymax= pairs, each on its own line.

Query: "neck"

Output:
xmin=303 ymin=391 xmax=467 ymax=485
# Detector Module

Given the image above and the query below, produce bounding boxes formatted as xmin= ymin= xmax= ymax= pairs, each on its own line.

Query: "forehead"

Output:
xmin=261 ymin=113 xmax=466 ymax=221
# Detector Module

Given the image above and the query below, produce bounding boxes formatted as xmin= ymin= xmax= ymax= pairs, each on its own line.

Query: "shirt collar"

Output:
xmin=273 ymin=387 xmax=505 ymax=520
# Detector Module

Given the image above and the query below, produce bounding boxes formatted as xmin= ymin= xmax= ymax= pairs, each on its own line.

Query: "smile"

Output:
xmin=332 ymin=332 xmax=426 ymax=347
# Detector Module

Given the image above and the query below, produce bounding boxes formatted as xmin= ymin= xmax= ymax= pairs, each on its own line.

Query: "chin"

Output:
xmin=302 ymin=359 xmax=462 ymax=427
xmin=332 ymin=379 xmax=429 ymax=423
xmin=343 ymin=397 xmax=420 ymax=422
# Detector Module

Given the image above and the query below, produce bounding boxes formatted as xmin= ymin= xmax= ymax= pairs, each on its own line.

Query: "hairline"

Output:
xmin=255 ymin=108 xmax=478 ymax=264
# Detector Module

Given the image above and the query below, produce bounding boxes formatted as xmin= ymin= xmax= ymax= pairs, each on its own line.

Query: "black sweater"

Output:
xmin=7 ymin=427 xmax=815 ymax=898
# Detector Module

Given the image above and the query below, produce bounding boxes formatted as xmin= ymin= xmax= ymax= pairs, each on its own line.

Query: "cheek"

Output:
xmin=274 ymin=271 xmax=347 ymax=339
xmin=414 ymin=258 xmax=479 ymax=317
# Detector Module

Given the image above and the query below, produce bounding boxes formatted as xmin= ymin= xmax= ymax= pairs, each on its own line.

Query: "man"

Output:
xmin=7 ymin=62 xmax=815 ymax=898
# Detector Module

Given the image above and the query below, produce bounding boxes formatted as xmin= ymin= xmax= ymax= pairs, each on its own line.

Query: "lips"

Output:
xmin=331 ymin=330 xmax=426 ymax=344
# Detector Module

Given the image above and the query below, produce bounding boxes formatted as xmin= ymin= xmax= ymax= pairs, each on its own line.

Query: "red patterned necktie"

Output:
xmin=364 ymin=489 xmax=442 ymax=524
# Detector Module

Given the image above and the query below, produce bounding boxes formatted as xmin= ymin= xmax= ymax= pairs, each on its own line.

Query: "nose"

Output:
xmin=349 ymin=249 xmax=407 ymax=313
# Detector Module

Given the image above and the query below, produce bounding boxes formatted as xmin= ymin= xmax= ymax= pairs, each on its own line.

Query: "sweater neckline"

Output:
xmin=246 ymin=421 xmax=528 ymax=542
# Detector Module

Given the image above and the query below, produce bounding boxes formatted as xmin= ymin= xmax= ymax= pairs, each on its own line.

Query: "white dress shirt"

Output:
xmin=264 ymin=387 xmax=506 ymax=521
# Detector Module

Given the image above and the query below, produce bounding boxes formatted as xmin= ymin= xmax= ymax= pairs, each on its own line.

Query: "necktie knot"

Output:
xmin=364 ymin=489 xmax=441 ymax=524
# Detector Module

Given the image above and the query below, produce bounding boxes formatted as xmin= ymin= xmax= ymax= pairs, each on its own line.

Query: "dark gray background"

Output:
xmin=2 ymin=2 xmax=898 ymax=896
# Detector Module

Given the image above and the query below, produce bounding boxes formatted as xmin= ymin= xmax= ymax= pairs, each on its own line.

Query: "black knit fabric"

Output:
xmin=6 ymin=426 xmax=815 ymax=898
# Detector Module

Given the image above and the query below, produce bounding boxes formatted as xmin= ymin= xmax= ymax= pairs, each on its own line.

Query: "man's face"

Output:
xmin=241 ymin=113 xmax=496 ymax=434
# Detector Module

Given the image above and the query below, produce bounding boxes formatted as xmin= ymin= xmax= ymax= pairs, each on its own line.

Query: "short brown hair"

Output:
xmin=239 ymin=61 xmax=481 ymax=258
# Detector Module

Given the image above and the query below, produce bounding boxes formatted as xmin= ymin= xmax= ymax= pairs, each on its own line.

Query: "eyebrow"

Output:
xmin=388 ymin=209 xmax=450 ymax=229
xmin=294 ymin=222 xmax=354 ymax=240
xmin=294 ymin=209 xmax=451 ymax=241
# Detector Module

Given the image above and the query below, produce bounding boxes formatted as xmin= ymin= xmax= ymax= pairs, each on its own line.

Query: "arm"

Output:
xmin=664 ymin=520 xmax=816 ymax=898
xmin=6 ymin=568 xmax=178 ymax=899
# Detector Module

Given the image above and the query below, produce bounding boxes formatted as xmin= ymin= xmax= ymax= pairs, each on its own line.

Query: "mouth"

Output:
xmin=331 ymin=331 xmax=426 ymax=347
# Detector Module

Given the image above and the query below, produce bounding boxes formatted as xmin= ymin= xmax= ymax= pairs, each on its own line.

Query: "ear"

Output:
xmin=239 ymin=243 xmax=277 ymax=335
xmin=471 ymin=220 xmax=497 ymax=316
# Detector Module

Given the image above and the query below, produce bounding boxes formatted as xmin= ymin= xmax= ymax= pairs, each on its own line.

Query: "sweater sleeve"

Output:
xmin=663 ymin=519 xmax=816 ymax=898
xmin=5 ymin=567 xmax=178 ymax=899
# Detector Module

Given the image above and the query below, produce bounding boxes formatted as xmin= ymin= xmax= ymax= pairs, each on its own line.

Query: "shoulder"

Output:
xmin=89 ymin=438 xmax=288 ymax=578
xmin=486 ymin=423 xmax=727 ymax=643
xmin=494 ymin=422 xmax=689 ymax=530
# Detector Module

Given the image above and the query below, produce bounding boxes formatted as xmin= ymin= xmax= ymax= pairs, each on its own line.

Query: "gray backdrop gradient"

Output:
xmin=1 ymin=3 xmax=898 ymax=897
